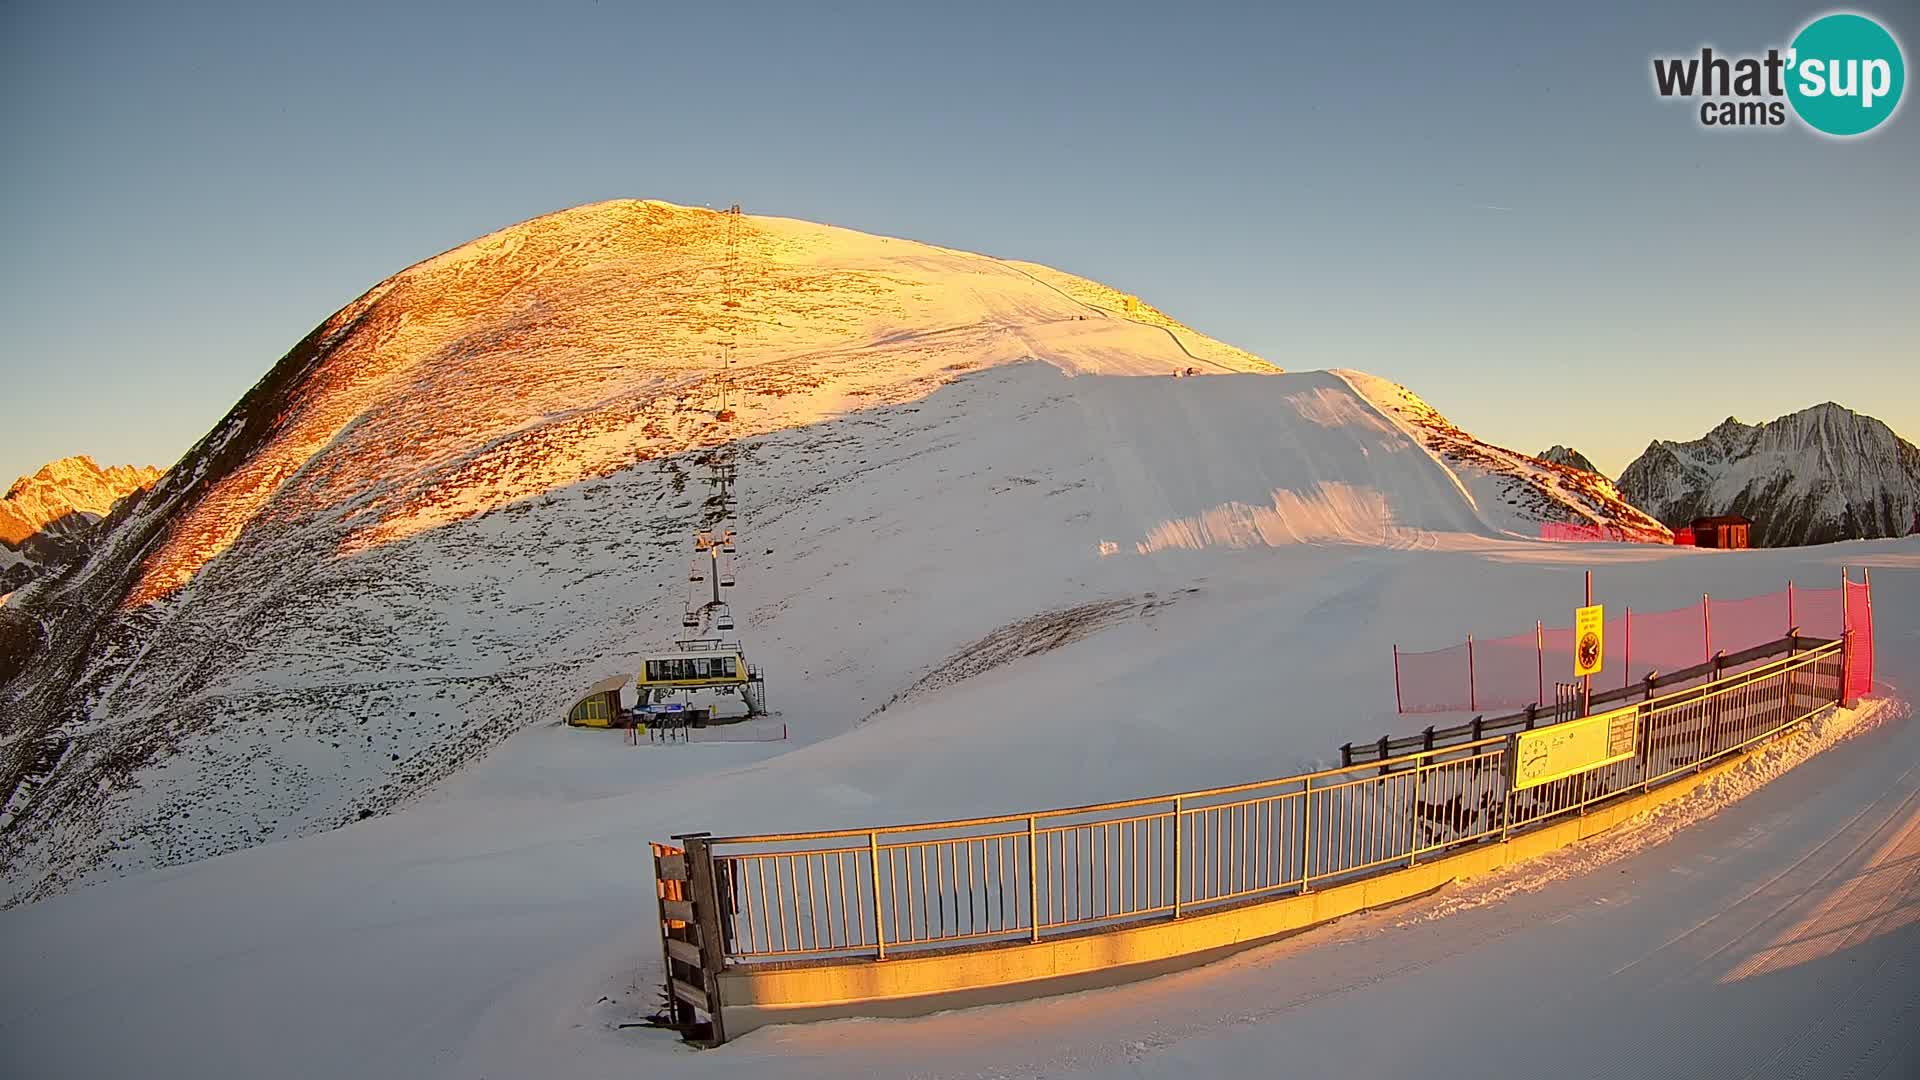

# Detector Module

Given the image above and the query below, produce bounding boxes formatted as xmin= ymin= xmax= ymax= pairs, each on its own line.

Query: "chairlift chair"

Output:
xmin=681 ymin=611 xmax=700 ymax=628
xmin=716 ymin=611 xmax=735 ymax=631
xmin=719 ymin=572 xmax=735 ymax=588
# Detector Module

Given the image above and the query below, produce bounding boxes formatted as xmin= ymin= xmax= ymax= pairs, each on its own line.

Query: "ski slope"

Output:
xmin=1 ymin=540 xmax=1911 ymax=1078
xmin=4 ymin=353 xmax=1650 ymax=903
xmin=694 ymin=694 xmax=1919 ymax=1080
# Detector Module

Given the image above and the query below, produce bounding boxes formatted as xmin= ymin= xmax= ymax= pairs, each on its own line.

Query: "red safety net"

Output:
xmin=1393 ymin=578 xmax=1867 ymax=713
xmin=1472 ymin=632 xmax=1544 ymax=710
xmin=1538 ymin=522 xmax=1669 ymax=543
xmin=1795 ymin=586 xmax=1845 ymax=639
xmin=1394 ymin=641 xmax=1472 ymax=713
xmin=1708 ymin=591 xmax=1790 ymax=658
xmin=1611 ymin=602 xmax=1712 ymax=680
xmin=1845 ymin=576 xmax=1874 ymax=700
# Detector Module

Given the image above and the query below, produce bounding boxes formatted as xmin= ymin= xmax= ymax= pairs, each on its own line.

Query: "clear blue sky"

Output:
xmin=2 ymin=0 xmax=1914 ymax=483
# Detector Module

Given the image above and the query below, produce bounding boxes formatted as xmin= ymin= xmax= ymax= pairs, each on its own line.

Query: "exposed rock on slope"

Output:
xmin=1340 ymin=373 xmax=1670 ymax=541
xmin=1619 ymin=404 xmax=1920 ymax=546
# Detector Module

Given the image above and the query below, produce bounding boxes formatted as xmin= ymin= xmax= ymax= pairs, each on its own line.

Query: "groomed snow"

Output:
xmin=1 ymin=539 xmax=1912 ymax=1078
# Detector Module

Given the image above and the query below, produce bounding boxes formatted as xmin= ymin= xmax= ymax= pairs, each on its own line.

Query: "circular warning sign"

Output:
xmin=1574 ymin=603 xmax=1605 ymax=676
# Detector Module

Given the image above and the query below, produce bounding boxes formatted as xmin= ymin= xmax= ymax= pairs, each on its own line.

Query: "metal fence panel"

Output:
xmin=695 ymin=640 xmax=1845 ymax=965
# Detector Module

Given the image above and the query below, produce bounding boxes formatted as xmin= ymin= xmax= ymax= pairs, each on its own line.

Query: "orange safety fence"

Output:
xmin=1394 ymin=577 xmax=1864 ymax=714
xmin=1845 ymin=576 xmax=1874 ymax=701
xmin=1537 ymin=522 xmax=1672 ymax=543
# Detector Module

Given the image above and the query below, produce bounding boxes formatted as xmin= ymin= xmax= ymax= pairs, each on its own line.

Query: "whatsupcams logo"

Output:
xmin=1651 ymin=11 xmax=1905 ymax=135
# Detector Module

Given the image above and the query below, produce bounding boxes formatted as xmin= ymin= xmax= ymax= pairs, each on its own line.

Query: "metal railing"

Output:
xmin=686 ymin=638 xmax=1846 ymax=966
xmin=1351 ymin=632 xmax=1829 ymax=765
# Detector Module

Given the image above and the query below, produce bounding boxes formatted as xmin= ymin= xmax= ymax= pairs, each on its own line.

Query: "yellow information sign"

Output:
xmin=1510 ymin=704 xmax=1638 ymax=790
xmin=1574 ymin=603 xmax=1605 ymax=677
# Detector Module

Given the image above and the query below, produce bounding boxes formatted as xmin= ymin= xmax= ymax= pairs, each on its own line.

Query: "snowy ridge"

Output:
xmin=1335 ymin=371 xmax=1671 ymax=541
xmin=1619 ymin=403 xmax=1920 ymax=546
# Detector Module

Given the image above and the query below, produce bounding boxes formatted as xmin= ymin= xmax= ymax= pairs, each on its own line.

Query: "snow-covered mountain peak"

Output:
xmin=1619 ymin=402 xmax=1920 ymax=545
xmin=113 ymin=198 xmax=1281 ymax=608
xmin=3 ymin=203 xmax=1671 ymax=904
xmin=1537 ymin=446 xmax=1599 ymax=474
xmin=1 ymin=456 xmax=163 ymax=593
xmin=2 ymin=456 xmax=162 ymax=538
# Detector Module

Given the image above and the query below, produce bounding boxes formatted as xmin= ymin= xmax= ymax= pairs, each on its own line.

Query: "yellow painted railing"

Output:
xmin=683 ymin=637 xmax=1844 ymax=965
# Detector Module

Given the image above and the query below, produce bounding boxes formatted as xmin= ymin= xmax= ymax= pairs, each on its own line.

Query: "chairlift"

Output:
xmin=716 ymin=612 xmax=735 ymax=631
xmin=719 ymin=572 xmax=735 ymax=587
xmin=681 ymin=611 xmax=700 ymax=628
xmin=689 ymin=568 xmax=705 ymax=582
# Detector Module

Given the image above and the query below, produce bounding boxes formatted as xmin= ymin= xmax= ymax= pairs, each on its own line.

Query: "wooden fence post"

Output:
xmin=679 ymin=833 xmax=728 ymax=1045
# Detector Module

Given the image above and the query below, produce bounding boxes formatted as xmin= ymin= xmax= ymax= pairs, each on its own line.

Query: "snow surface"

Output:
xmin=4 ymin=201 xmax=1657 ymax=905
xmin=1 ymin=538 xmax=1912 ymax=1079
xmin=3 ymin=199 xmax=1910 ymax=1077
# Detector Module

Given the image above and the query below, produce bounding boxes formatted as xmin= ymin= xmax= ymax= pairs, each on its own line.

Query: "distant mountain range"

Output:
xmin=1 ymin=456 xmax=163 ymax=593
xmin=1618 ymin=403 xmax=1920 ymax=546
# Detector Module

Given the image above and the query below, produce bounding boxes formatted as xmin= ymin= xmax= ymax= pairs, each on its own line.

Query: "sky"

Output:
xmin=1 ymin=0 xmax=1914 ymax=484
